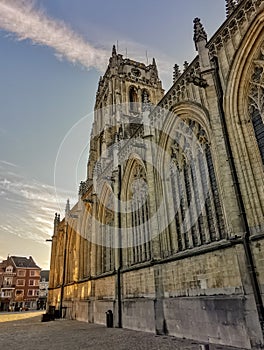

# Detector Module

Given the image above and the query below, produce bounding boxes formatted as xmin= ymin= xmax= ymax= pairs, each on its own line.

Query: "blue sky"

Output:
xmin=0 ymin=0 xmax=226 ymax=269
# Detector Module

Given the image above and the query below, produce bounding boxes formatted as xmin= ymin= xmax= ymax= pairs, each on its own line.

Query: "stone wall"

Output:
xmin=161 ymin=246 xmax=243 ymax=297
xmin=122 ymin=299 xmax=156 ymax=333
xmin=122 ymin=267 xmax=155 ymax=298
xmin=163 ymin=296 xmax=251 ymax=349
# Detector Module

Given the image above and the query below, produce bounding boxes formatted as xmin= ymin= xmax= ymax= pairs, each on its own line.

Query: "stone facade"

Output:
xmin=48 ymin=1 xmax=264 ymax=348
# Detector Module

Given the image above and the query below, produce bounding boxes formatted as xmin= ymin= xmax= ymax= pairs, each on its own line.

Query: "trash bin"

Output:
xmin=41 ymin=313 xmax=51 ymax=322
xmin=48 ymin=306 xmax=55 ymax=320
xmin=105 ymin=310 xmax=113 ymax=328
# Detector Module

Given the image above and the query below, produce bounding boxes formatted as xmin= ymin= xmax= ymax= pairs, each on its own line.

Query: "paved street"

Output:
xmin=0 ymin=312 xmax=246 ymax=350
xmin=0 ymin=310 xmax=43 ymax=323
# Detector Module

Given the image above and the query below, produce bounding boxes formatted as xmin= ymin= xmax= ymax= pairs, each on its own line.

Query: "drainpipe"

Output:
xmin=59 ymin=222 xmax=68 ymax=318
xmin=211 ymin=55 xmax=264 ymax=333
xmin=117 ymin=164 xmax=123 ymax=328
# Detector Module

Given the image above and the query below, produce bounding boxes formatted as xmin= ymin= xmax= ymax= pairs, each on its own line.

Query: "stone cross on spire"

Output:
xmin=193 ymin=18 xmax=207 ymax=50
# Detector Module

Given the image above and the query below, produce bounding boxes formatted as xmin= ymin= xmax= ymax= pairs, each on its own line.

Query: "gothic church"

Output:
xmin=48 ymin=1 xmax=264 ymax=348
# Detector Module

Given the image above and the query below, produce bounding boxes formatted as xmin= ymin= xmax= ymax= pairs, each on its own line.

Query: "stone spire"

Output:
xmin=152 ymin=57 xmax=158 ymax=77
xmin=65 ymin=199 xmax=70 ymax=217
xmin=225 ymin=0 xmax=237 ymax=17
xmin=193 ymin=17 xmax=207 ymax=50
xmin=112 ymin=44 xmax=117 ymax=56
xmin=183 ymin=61 xmax=189 ymax=71
xmin=53 ymin=213 xmax=60 ymax=236
xmin=173 ymin=64 xmax=181 ymax=83
xmin=193 ymin=17 xmax=210 ymax=71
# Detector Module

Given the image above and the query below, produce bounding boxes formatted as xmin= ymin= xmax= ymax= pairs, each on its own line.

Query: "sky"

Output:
xmin=0 ymin=0 xmax=226 ymax=269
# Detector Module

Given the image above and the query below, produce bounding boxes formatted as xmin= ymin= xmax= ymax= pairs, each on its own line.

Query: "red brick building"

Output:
xmin=0 ymin=256 xmax=41 ymax=311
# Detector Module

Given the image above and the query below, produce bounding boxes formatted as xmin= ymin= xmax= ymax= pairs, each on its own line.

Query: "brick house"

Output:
xmin=0 ymin=256 xmax=41 ymax=311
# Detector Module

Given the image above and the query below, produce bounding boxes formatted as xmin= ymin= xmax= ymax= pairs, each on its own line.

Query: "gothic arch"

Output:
xmin=129 ymin=86 xmax=138 ymax=112
xmin=54 ymin=229 xmax=64 ymax=288
xmin=121 ymin=155 xmax=151 ymax=265
xmin=157 ymin=102 xmax=213 ymax=186
xmin=157 ymin=102 xmax=226 ymax=252
xmin=66 ymin=219 xmax=78 ymax=284
xmin=225 ymin=10 xmax=264 ymax=234
xmin=96 ymin=183 xmax=115 ymax=273
xmin=141 ymin=89 xmax=150 ymax=104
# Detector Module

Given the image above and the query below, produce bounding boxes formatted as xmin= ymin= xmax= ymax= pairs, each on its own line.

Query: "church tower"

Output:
xmin=87 ymin=45 xmax=164 ymax=181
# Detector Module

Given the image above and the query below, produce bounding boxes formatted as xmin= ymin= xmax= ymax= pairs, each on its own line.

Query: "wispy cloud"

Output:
xmin=0 ymin=0 xmax=174 ymax=86
xmin=0 ymin=159 xmax=17 ymax=168
xmin=0 ymin=161 xmax=74 ymax=244
xmin=0 ymin=0 xmax=109 ymax=71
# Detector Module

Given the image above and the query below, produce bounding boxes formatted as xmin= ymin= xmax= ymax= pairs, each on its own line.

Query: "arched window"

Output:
xmin=97 ymin=187 xmax=115 ymax=274
xmin=248 ymin=64 xmax=264 ymax=164
xmin=129 ymin=86 xmax=138 ymax=112
xmin=169 ymin=119 xmax=225 ymax=253
xmin=124 ymin=162 xmax=151 ymax=266
xmin=142 ymin=89 xmax=150 ymax=111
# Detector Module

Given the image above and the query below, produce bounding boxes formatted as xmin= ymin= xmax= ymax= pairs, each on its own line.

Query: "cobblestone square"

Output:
xmin=0 ymin=312 xmax=246 ymax=350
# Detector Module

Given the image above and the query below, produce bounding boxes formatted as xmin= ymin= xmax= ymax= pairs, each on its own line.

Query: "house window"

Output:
xmin=5 ymin=265 xmax=13 ymax=273
xmin=16 ymin=290 xmax=24 ymax=296
xmin=29 ymin=280 xmax=39 ymax=286
xmin=30 ymin=270 xmax=39 ymax=276
xmin=4 ymin=277 xmax=13 ymax=285
xmin=17 ymin=279 xmax=25 ymax=286
xmin=28 ymin=289 xmax=38 ymax=296
xmin=17 ymin=270 xmax=26 ymax=277
xmin=4 ymin=290 xmax=12 ymax=297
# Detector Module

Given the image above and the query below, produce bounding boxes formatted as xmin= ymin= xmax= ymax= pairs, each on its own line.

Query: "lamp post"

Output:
xmin=45 ymin=238 xmax=53 ymax=314
xmin=59 ymin=221 xmax=68 ymax=318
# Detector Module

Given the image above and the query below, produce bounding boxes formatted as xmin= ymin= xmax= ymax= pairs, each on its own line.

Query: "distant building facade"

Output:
xmin=48 ymin=1 xmax=264 ymax=349
xmin=0 ymin=256 xmax=41 ymax=311
xmin=39 ymin=270 xmax=49 ymax=310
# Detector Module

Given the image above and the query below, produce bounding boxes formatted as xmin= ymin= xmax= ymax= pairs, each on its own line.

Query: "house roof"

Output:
xmin=11 ymin=256 xmax=40 ymax=269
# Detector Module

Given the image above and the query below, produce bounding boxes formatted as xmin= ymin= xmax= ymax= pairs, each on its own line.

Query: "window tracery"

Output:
xmin=169 ymin=119 xmax=225 ymax=252
xmin=248 ymin=48 xmax=264 ymax=164
xmin=127 ymin=163 xmax=151 ymax=265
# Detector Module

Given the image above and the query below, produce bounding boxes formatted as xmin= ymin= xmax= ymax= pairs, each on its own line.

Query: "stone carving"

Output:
xmin=193 ymin=18 xmax=207 ymax=49
xmin=131 ymin=164 xmax=148 ymax=205
xmin=173 ymin=64 xmax=181 ymax=83
xmin=248 ymin=47 xmax=264 ymax=121
xmin=183 ymin=61 xmax=189 ymax=71
xmin=225 ymin=0 xmax=237 ymax=17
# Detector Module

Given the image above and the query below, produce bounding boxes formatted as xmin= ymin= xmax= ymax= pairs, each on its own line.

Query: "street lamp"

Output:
xmin=59 ymin=222 xmax=68 ymax=318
